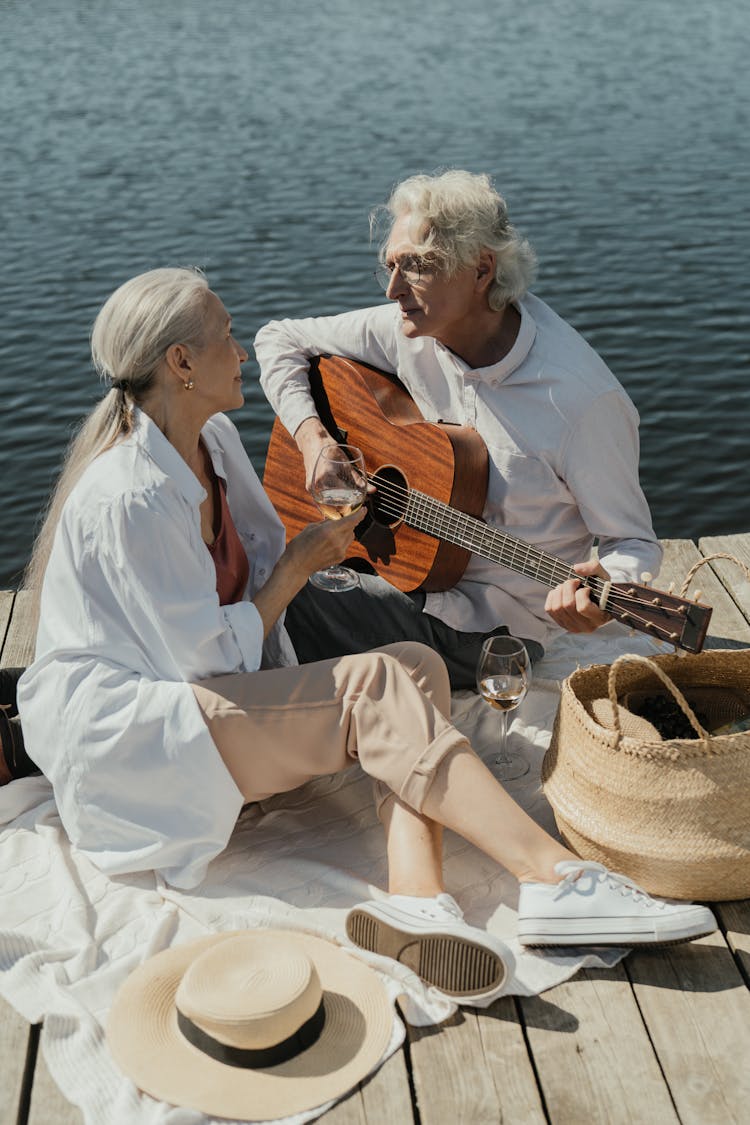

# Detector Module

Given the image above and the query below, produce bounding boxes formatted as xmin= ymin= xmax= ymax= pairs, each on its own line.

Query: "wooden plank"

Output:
xmin=1 ymin=590 xmax=35 ymax=668
xmin=698 ymin=533 xmax=750 ymax=625
xmin=321 ymin=1091 xmax=368 ymax=1124
xmin=0 ymin=591 xmax=14 ymax=658
xmin=476 ymin=996 xmax=546 ymax=1124
xmin=658 ymin=539 xmax=750 ymax=645
xmin=716 ymin=899 xmax=750 ymax=983
xmin=358 ymin=1046 xmax=415 ymax=1123
xmin=319 ymin=1048 xmax=415 ymax=1124
xmin=519 ymin=964 xmax=678 ymax=1124
xmin=0 ymin=594 xmax=35 ymax=1117
xmin=0 ymin=995 xmax=34 ymax=1124
xmin=626 ymin=930 xmax=750 ymax=1125
xmin=407 ymin=1005 xmax=539 ymax=1124
xmin=27 ymin=1026 xmax=84 ymax=1125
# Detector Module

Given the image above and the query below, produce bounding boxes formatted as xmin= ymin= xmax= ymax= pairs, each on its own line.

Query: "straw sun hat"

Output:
xmin=107 ymin=930 xmax=395 ymax=1120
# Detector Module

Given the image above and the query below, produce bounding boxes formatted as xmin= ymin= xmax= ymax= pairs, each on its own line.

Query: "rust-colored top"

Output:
xmin=207 ymin=476 xmax=250 ymax=606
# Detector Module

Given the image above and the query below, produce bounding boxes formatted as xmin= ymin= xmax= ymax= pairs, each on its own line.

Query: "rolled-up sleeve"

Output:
xmin=560 ymin=391 xmax=663 ymax=582
xmin=255 ymin=304 xmax=401 ymax=438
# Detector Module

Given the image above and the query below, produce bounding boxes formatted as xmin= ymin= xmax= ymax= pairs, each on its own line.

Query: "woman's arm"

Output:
xmin=252 ymin=510 xmax=365 ymax=637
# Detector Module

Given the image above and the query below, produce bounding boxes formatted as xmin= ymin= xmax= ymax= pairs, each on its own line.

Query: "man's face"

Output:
xmin=383 ymin=213 xmax=482 ymax=347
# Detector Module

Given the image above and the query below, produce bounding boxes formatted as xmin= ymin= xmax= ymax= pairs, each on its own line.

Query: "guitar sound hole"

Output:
xmin=369 ymin=465 xmax=408 ymax=527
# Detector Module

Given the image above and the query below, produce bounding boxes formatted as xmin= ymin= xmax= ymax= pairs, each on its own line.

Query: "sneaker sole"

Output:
xmin=519 ymin=926 xmax=716 ymax=948
xmin=346 ymin=909 xmax=506 ymax=998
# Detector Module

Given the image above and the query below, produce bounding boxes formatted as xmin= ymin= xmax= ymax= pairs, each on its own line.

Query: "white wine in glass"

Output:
xmin=309 ymin=443 xmax=367 ymax=592
xmin=476 ymin=635 xmax=531 ymax=781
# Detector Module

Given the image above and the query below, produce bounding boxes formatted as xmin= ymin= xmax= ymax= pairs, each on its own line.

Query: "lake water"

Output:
xmin=1 ymin=0 xmax=749 ymax=587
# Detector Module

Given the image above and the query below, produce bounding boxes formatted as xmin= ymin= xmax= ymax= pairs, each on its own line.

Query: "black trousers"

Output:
xmin=285 ymin=574 xmax=544 ymax=692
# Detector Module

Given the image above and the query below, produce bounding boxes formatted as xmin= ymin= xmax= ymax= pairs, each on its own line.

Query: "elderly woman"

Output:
xmin=8 ymin=268 xmax=714 ymax=1007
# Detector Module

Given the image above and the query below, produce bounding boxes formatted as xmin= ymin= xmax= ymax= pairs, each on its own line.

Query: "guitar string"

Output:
xmin=368 ymin=474 xmax=615 ymax=594
xmin=363 ymin=490 xmax=681 ymax=640
xmin=369 ymin=498 xmax=677 ymax=633
xmin=365 ymin=474 xmax=684 ymax=628
xmin=367 ymin=473 xmax=572 ymax=583
xmin=367 ymin=493 xmax=679 ymax=640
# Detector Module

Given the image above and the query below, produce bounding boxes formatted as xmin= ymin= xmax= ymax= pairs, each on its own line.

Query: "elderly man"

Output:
xmin=254 ymin=170 xmax=662 ymax=687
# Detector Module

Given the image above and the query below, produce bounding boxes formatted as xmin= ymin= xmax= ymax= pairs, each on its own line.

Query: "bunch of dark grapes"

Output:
xmin=629 ymin=694 xmax=709 ymax=740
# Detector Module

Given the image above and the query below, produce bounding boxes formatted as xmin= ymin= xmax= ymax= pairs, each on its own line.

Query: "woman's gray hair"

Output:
xmin=91 ymin=266 xmax=210 ymax=396
xmin=373 ymin=170 xmax=537 ymax=308
xmin=24 ymin=267 xmax=210 ymax=623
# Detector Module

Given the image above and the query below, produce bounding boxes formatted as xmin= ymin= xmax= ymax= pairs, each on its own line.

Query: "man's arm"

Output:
xmin=545 ymin=390 xmax=663 ymax=633
xmin=254 ymin=305 xmax=400 ymax=489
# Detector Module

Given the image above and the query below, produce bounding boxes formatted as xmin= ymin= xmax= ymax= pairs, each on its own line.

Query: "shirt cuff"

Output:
xmin=221 ymin=601 xmax=265 ymax=672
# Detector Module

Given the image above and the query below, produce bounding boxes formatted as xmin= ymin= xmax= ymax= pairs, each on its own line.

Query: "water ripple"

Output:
xmin=1 ymin=0 xmax=749 ymax=584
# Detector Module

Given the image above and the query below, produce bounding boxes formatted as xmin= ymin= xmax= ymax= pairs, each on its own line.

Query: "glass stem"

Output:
xmin=497 ymin=709 xmax=509 ymax=764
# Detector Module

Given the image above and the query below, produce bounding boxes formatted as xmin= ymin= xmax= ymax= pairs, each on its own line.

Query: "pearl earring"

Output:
xmin=183 ymin=379 xmax=194 ymax=390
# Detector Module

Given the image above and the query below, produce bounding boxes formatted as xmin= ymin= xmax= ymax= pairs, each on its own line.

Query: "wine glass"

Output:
xmin=476 ymin=636 xmax=531 ymax=781
xmin=309 ymin=443 xmax=368 ymax=593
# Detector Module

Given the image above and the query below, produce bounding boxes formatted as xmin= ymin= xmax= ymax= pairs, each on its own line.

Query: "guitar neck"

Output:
xmin=390 ymin=483 xmax=711 ymax=654
xmin=403 ymin=488 xmax=602 ymax=595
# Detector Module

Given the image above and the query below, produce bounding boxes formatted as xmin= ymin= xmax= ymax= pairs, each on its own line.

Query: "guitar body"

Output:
xmin=263 ymin=355 xmax=489 ymax=592
xmin=263 ymin=355 xmax=712 ymax=650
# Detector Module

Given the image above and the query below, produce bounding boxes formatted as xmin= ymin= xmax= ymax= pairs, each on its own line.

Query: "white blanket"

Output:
xmin=0 ymin=624 xmax=666 ymax=1124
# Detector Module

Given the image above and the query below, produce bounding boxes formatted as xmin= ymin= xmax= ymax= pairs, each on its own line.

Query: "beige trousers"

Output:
xmin=192 ymin=642 xmax=470 ymax=815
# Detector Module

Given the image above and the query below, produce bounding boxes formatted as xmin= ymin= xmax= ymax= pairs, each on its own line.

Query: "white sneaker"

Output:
xmin=517 ymin=860 xmax=717 ymax=947
xmin=346 ymin=893 xmax=512 ymax=1003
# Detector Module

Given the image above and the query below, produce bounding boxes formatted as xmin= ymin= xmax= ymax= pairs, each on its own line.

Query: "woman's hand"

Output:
xmin=544 ymin=558 xmax=611 ymax=633
xmin=282 ymin=509 xmax=366 ymax=581
xmin=252 ymin=509 xmax=366 ymax=637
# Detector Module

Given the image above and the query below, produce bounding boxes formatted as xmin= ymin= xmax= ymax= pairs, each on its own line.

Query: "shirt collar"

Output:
xmin=131 ymin=408 xmax=226 ymax=505
xmin=439 ymin=298 xmax=537 ymax=383
xmin=200 ymin=420 xmax=229 ymax=481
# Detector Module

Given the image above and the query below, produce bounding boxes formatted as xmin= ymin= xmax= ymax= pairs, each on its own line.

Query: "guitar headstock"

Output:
xmin=605 ymin=582 xmax=713 ymax=654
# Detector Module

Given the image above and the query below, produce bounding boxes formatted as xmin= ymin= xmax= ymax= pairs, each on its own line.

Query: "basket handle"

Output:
xmin=679 ymin=552 xmax=750 ymax=598
xmin=606 ymin=653 xmax=710 ymax=745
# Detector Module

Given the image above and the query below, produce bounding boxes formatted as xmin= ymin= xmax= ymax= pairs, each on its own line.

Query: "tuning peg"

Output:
xmin=640 ymin=571 xmax=653 ymax=585
xmin=694 ymin=589 xmax=703 ymax=603
xmin=667 ymin=582 xmax=675 ymax=595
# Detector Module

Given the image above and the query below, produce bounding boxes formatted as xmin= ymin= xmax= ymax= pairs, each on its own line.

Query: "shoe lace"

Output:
xmin=434 ymin=893 xmax=463 ymax=920
xmin=557 ymin=862 xmax=664 ymax=909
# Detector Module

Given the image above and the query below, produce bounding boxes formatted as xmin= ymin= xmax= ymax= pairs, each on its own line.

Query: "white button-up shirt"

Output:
xmin=17 ymin=409 xmax=296 ymax=889
xmin=255 ymin=294 xmax=662 ymax=647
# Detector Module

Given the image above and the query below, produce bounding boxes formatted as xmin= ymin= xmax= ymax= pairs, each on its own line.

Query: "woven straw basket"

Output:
xmin=542 ymin=647 xmax=750 ymax=901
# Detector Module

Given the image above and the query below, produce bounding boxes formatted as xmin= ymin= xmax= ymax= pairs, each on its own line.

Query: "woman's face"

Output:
xmin=190 ymin=291 xmax=249 ymax=414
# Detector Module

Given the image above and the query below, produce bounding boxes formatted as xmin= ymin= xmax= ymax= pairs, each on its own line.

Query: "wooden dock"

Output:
xmin=2 ymin=533 xmax=750 ymax=1125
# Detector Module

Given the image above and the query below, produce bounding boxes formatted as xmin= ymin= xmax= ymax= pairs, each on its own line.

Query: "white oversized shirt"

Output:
xmin=255 ymin=294 xmax=662 ymax=646
xmin=17 ymin=408 xmax=296 ymax=889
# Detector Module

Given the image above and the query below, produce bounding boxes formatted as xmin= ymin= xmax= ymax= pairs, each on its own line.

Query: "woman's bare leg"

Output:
xmin=421 ymin=745 xmax=573 ymax=883
xmin=380 ymin=796 xmax=444 ymax=896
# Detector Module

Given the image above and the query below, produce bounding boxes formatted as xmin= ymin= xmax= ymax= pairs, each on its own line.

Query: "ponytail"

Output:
xmin=23 ymin=267 xmax=209 ymax=628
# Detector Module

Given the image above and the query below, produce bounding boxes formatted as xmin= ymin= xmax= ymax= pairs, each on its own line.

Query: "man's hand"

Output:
xmin=295 ymin=418 xmax=334 ymax=492
xmin=544 ymin=558 xmax=612 ymax=634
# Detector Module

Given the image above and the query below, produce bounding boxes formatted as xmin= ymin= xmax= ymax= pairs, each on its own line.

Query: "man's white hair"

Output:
xmin=374 ymin=169 xmax=537 ymax=308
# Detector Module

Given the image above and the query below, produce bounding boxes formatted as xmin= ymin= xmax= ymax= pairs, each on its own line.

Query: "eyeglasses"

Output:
xmin=374 ymin=254 xmax=432 ymax=291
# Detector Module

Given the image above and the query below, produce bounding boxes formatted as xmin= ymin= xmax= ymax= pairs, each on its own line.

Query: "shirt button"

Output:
xmin=259 ymin=568 xmax=266 ymax=577
xmin=250 ymin=533 xmax=256 ymax=541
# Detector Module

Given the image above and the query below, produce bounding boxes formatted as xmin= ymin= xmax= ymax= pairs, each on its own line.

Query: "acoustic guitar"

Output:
xmin=263 ymin=355 xmax=712 ymax=654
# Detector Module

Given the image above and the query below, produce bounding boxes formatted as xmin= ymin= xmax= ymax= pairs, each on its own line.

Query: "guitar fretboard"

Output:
xmin=377 ymin=479 xmax=607 ymax=600
xmin=369 ymin=481 xmax=709 ymax=652
xmin=409 ymin=488 xmax=576 ymax=582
